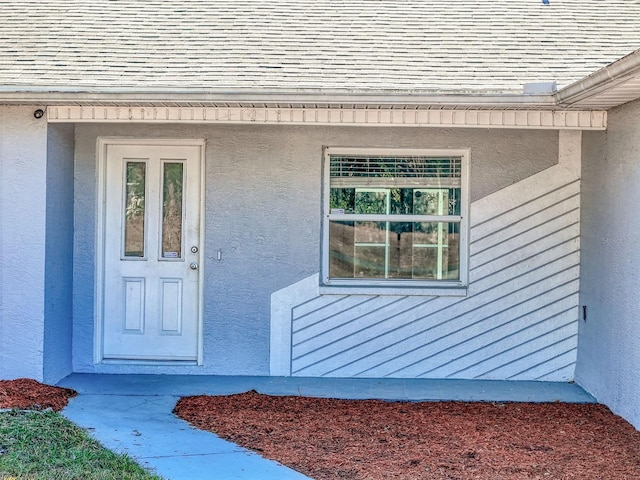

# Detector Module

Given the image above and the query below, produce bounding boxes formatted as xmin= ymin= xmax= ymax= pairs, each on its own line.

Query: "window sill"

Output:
xmin=319 ymin=283 xmax=468 ymax=297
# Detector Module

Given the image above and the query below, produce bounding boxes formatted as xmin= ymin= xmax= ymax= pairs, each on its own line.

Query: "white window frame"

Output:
xmin=321 ymin=147 xmax=470 ymax=296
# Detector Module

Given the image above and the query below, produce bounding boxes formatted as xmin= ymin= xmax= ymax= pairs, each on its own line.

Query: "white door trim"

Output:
xmin=94 ymin=137 xmax=206 ymax=364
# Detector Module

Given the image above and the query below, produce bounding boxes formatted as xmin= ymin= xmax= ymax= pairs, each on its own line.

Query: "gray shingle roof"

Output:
xmin=1 ymin=0 xmax=639 ymax=96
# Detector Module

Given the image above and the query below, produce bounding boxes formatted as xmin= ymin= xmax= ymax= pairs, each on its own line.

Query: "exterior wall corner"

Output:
xmin=0 ymin=106 xmax=49 ymax=381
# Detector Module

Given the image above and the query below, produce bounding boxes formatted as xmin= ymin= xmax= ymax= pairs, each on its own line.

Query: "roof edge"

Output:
xmin=556 ymin=49 xmax=640 ymax=107
xmin=0 ymin=89 xmax=559 ymax=109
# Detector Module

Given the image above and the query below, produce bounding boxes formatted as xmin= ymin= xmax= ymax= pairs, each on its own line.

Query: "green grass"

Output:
xmin=0 ymin=410 xmax=162 ymax=480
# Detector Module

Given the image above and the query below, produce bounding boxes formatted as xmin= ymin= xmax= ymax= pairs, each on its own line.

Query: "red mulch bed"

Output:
xmin=174 ymin=391 xmax=640 ymax=480
xmin=0 ymin=378 xmax=76 ymax=412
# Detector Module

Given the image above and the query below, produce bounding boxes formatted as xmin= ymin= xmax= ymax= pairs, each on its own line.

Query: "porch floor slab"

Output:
xmin=59 ymin=373 xmax=596 ymax=403
xmin=58 ymin=374 xmax=596 ymax=480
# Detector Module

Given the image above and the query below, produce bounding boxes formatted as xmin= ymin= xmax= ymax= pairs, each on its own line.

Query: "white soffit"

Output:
xmin=46 ymin=106 xmax=607 ymax=130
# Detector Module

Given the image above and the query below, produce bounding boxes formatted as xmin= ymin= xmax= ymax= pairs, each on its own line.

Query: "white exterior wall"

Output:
xmin=273 ymin=132 xmax=581 ymax=380
xmin=0 ymin=106 xmax=48 ymax=380
xmin=72 ymin=123 xmax=559 ymax=375
xmin=43 ymin=124 xmax=75 ymax=383
xmin=577 ymin=99 xmax=640 ymax=429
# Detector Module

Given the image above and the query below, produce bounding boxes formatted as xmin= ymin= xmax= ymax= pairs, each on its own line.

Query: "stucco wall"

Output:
xmin=0 ymin=106 xmax=48 ymax=380
xmin=72 ymin=124 xmax=558 ymax=374
xmin=577 ymin=99 xmax=640 ymax=429
xmin=43 ymin=124 xmax=75 ymax=383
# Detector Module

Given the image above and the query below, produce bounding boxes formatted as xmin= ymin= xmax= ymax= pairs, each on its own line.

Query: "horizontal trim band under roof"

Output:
xmin=46 ymin=106 xmax=607 ymax=130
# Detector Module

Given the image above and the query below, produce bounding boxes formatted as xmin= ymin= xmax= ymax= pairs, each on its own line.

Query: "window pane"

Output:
xmin=354 ymin=246 xmax=387 ymax=278
xmin=354 ymin=189 xmax=389 ymax=214
xmin=329 ymin=188 xmax=355 ymax=213
xmin=329 ymin=221 xmax=460 ymax=280
xmin=330 ymin=187 xmax=460 ymax=215
xmin=354 ymin=221 xmax=388 ymax=244
xmin=124 ymin=162 xmax=146 ymax=257
xmin=161 ymin=162 xmax=184 ymax=259
xmin=414 ymin=189 xmax=446 ymax=215
xmin=411 ymin=222 xmax=460 ymax=280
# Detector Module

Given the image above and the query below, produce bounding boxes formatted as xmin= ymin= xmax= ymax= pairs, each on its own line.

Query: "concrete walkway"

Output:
xmin=59 ymin=374 xmax=596 ymax=480
xmin=62 ymin=393 xmax=310 ymax=479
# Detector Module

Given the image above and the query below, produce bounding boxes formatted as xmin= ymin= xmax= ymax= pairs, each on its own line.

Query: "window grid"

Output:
xmin=323 ymin=148 xmax=469 ymax=289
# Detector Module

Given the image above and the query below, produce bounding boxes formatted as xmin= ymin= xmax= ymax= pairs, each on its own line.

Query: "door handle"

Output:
xmin=190 ymin=262 xmax=199 ymax=270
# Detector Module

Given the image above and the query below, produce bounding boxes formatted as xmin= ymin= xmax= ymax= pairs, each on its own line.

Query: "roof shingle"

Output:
xmin=1 ymin=0 xmax=639 ymax=95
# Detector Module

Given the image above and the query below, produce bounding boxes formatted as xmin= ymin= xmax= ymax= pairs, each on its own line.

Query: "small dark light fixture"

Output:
xmin=33 ymin=109 xmax=45 ymax=119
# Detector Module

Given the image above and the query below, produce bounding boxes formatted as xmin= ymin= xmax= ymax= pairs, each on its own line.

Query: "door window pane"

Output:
xmin=124 ymin=162 xmax=146 ymax=257
xmin=161 ymin=162 xmax=184 ymax=259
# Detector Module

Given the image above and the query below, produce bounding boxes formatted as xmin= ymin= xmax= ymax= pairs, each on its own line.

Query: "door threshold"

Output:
xmin=100 ymin=359 xmax=199 ymax=366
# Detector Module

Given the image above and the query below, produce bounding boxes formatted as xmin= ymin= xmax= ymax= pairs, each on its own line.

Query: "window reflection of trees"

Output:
xmin=124 ymin=162 xmax=146 ymax=257
xmin=162 ymin=163 xmax=183 ymax=258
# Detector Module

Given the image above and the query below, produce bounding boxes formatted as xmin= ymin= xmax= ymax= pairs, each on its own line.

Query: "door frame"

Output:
xmin=94 ymin=137 xmax=206 ymax=365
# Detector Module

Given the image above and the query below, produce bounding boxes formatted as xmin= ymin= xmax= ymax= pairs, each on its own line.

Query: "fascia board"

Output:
xmin=556 ymin=49 xmax=640 ymax=107
xmin=0 ymin=89 xmax=558 ymax=109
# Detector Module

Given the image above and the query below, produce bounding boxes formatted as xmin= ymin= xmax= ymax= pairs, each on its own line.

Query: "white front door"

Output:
xmin=97 ymin=139 xmax=205 ymax=362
